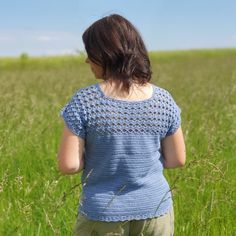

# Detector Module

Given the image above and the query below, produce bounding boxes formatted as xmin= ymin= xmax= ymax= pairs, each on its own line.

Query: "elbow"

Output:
xmin=176 ymin=159 xmax=186 ymax=167
xmin=58 ymin=165 xmax=80 ymax=175
xmin=176 ymin=154 xmax=186 ymax=167
xmin=57 ymin=158 xmax=83 ymax=175
xmin=164 ymin=155 xmax=186 ymax=169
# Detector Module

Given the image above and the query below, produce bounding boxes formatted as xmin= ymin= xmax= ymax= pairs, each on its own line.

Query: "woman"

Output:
xmin=58 ymin=14 xmax=186 ymax=236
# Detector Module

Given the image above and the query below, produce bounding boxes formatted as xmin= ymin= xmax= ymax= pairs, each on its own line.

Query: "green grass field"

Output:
xmin=0 ymin=48 xmax=235 ymax=235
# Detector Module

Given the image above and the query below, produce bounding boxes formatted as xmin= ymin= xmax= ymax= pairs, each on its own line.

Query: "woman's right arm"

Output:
xmin=161 ymin=126 xmax=186 ymax=169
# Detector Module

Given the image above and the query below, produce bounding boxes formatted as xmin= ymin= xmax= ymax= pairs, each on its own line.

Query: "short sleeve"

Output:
xmin=166 ymin=94 xmax=182 ymax=136
xmin=59 ymin=92 xmax=86 ymax=139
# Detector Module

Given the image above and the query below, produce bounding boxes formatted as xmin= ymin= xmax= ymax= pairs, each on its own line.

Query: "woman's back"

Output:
xmin=60 ymin=82 xmax=181 ymax=221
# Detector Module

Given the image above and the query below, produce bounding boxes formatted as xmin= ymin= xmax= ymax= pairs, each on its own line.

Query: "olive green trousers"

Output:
xmin=74 ymin=206 xmax=174 ymax=236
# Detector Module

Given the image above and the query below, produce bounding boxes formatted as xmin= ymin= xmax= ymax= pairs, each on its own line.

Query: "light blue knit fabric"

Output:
xmin=60 ymin=82 xmax=181 ymax=222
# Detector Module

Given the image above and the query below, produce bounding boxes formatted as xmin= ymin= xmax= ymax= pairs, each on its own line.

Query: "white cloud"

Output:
xmin=44 ymin=48 xmax=78 ymax=55
xmin=36 ymin=36 xmax=55 ymax=42
xmin=0 ymin=29 xmax=84 ymax=56
xmin=220 ymin=34 xmax=236 ymax=47
xmin=232 ymin=34 xmax=236 ymax=41
xmin=0 ymin=36 xmax=11 ymax=41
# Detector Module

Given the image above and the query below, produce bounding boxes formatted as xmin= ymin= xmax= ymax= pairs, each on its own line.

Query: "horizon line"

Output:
xmin=0 ymin=47 xmax=235 ymax=59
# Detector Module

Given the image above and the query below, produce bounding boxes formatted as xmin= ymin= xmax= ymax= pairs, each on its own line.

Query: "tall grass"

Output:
xmin=0 ymin=49 xmax=235 ymax=235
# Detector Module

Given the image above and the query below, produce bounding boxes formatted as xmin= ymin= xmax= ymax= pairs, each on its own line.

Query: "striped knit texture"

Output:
xmin=60 ymin=83 xmax=181 ymax=222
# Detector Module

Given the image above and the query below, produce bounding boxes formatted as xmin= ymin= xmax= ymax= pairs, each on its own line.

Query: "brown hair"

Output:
xmin=82 ymin=14 xmax=152 ymax=94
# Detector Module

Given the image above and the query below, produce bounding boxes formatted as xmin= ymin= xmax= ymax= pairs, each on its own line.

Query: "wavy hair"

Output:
xmin=82 ymin=14 xmax=152 ymax=94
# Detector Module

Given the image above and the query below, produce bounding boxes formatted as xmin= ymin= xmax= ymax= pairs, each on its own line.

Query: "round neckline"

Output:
xmin=95 ymin=83 xmax=155 ymax=104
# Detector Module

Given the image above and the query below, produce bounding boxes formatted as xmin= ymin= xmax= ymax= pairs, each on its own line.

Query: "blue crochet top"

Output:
xmin=60 ymin=82 xmax=181 ymax=222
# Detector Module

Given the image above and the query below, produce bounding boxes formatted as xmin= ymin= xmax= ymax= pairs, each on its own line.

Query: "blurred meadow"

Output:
xmin=0 ymin=49 xmax=236 ymax=235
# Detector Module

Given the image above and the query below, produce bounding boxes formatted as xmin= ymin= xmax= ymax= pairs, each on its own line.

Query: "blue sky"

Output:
xmin=0 ymin=0 xmax=235 ymax=56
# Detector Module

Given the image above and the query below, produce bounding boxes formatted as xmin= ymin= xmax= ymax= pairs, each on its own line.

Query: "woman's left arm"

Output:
xmin=57 ymin=125 xmax=85 ymax=175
